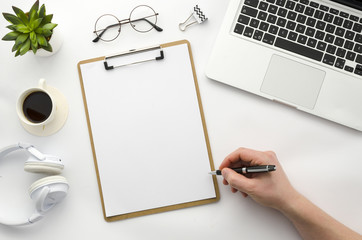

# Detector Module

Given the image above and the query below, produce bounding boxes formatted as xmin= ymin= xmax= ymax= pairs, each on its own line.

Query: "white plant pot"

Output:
xmin=35 ymin=28 xmax=63 ymax=57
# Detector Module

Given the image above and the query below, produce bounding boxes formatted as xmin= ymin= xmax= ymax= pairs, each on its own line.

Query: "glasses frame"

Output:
xmin=93 ymin=5 xmax=163 ymax=42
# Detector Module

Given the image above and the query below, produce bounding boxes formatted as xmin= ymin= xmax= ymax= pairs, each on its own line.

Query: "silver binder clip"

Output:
xmin=179 ymin=5 xmax=208 ymax=31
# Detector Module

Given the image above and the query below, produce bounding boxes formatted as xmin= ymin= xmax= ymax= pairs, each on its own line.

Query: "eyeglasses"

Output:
xmin=93 ymin=5 xmax=163 ymax=42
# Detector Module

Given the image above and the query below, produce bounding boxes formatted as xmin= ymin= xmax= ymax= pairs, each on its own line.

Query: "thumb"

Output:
xmin=222 ymin=168 xmax=251 ymax=193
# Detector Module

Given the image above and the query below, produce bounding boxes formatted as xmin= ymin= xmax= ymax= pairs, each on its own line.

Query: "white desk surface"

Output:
xmin=0 ymin=0 xmax=361 ymax=239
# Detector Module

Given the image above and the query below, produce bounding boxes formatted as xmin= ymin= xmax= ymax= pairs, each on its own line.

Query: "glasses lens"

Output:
xmin=94 ymin=14 xmax=121 ymax=41
xmin=129 ymin=5 xmax=157 ymax=33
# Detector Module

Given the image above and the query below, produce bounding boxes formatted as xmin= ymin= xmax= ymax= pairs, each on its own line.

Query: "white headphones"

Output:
xmin=0 ymin=143 xmax=69 ymax=226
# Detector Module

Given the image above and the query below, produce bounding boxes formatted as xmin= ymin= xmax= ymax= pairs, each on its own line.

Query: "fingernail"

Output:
xmin=221 ymin=168 xmax=230 ymax=177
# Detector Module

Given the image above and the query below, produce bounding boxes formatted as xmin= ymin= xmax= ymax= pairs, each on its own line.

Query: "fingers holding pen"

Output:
xmin=221 ymin=167 xmax=252 ymax=195
xmin=221 ymin=168 xmax=238 ymax=193
xmin=219 ymin=148 xmax=279 ymax=198
xmin=219 ymin=147 xmax=272 ymax=170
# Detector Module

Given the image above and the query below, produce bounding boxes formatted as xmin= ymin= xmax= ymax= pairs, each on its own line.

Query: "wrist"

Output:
xmin=273 ymin=186 xmax=303 ymax=213
xmin=277 ymin=190 xmax=305 ymax=217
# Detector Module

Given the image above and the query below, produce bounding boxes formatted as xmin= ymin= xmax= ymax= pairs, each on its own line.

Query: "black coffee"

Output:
xmin=23 ymin=91 xmax=53 ymax=123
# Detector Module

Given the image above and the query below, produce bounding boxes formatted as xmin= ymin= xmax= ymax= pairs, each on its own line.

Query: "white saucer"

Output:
xmin=20 ymin=86 xmax=68 ymax=137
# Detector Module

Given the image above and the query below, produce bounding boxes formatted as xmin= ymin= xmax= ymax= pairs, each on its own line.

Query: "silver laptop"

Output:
xmin=206 ymin=0 xmax=362 ymax=131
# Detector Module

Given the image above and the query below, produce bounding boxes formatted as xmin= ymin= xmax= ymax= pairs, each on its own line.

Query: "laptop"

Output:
xmin=206 ymin=0 xmax=362 ymax=131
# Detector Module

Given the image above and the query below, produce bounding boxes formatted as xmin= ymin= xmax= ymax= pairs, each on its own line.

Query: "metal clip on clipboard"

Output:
xmin=104 ymin=45 xmax=164 ymax=70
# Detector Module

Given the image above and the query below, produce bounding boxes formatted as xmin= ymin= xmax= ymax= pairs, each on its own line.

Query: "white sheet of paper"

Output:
xmin=80 ymin=43 xmax=216 ymax=217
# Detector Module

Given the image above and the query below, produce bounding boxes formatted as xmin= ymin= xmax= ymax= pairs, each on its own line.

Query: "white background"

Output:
xmin=0 ymin=0 xmax=361 ymax=239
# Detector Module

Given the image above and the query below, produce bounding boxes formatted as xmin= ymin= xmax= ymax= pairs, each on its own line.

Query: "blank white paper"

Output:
xmin=80 ymin=43 xmax=216 ymax=217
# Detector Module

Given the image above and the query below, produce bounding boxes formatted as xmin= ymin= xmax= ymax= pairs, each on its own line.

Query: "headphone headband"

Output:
xmin=0 ymin=143 xmax=45 ymax=160
xmin=0 ymin=212 xmax=43 ymax=226
xmin=0 ymin=143 xmax=68 ymax=227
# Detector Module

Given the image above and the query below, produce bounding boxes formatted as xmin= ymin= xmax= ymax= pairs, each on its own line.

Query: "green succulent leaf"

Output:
xmin=29 ymin=0 xmax=40 ymax=14
xmin=42 ymin=29 xmax=52 ymax=37
xmin=31 ymin=45 xmax=38 ymax=54
xmin=39 ymin=4 xmax=46 ymax=18
xmin=34 ymin=27 xmax=43 ymax=34
xmin=30 ymin=18 xmax=42 ymax=30
xmin=19 ymin=38 xmax=31 ymax=55
xmin=30 ymin=34 xmax=38 ymax=54
xmin=15 ymin=49 xmax=21 ymax=57
xmin=2 ymin=31 xmax=20 ymax=41
xmin=42 ymin=23 xmax=57 ymax=31
xmin=41 ymin=14 xmax=53 ymax=25
xmin=36 ymin=34 xmax=47 ymax=46
xmin=29 ymin=9 xmax=39 ymax=24
xmin=2 ymin=13 xmax=22 ymax=25
xmin=11 ymin=7 xmax=28 ymax=25
xmin=15 ymin=24 xmax=30 ymax=33
xmin=15 ymin=33 xmax=29 ymax=44
xmin=30 ymin=31 xmax=37 ymax=45
xmin=41 ymin=42 xmax=53 ymax=52
xmin=6 ymin=25 xmax=17 ymax=31
xmin=12 ymin=41 xmax=22 ymax=52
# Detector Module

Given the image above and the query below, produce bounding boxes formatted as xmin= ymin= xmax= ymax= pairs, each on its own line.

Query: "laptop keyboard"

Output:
xmin=233 ymin=0 xmax=362 ymax=76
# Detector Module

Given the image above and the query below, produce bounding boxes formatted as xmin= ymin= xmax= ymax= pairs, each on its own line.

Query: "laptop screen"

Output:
xmin=330 ymin=0 xmax=362 ymax=11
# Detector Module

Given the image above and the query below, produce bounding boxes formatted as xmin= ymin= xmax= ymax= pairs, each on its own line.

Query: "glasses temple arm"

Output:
xmin=93 ymin=23 xmax=121 ymax=42
xmin=130 ymin=17 xmax=163 ymax=32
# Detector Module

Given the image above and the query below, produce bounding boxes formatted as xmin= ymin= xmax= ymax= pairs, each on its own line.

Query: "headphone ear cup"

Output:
xmin=29 ymin=176 xmax=69 ymax=213
xmin=24 ymin=158 xmax=64 ymax=175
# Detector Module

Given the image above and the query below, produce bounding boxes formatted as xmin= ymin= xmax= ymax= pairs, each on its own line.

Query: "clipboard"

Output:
xmin=77 ymin=40 xmax=219 ymax=222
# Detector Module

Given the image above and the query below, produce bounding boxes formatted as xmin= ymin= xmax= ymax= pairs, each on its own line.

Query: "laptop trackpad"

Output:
xmin=261 ymin=55 xmax=325 ymax=109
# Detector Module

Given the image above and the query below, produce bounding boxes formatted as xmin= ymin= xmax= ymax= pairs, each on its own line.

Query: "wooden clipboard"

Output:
xmin=77 ymin=40 xmax=219 ymax=222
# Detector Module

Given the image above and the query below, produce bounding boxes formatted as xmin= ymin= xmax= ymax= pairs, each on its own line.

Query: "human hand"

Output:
xmin=219 ymin=147 xmax=299 ymax=211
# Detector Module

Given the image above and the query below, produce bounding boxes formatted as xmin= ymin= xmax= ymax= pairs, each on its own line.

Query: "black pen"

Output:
xmin=209 ymin=165 xmax=276 ymax=175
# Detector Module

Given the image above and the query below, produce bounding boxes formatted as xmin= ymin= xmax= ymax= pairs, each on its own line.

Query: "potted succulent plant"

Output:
xmin=2 ymin=0 xmax=59 ymax=57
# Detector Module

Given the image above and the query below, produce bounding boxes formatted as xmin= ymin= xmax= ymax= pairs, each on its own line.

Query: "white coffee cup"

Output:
xmin=17 ymin=79 xmax=56 ymax=127
xmin=16 ymin=79 xmax=68 ymax=136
